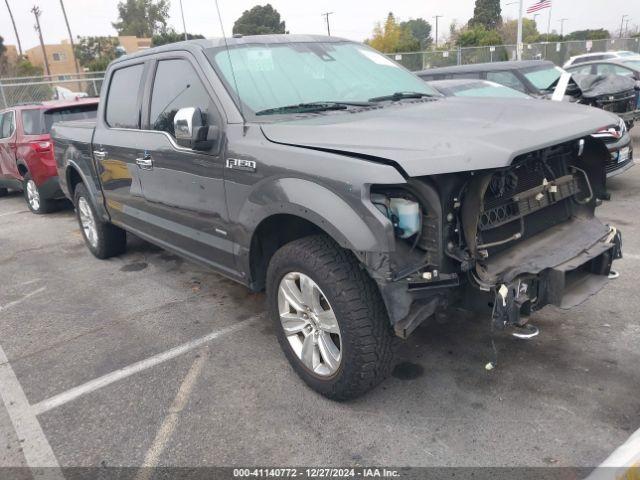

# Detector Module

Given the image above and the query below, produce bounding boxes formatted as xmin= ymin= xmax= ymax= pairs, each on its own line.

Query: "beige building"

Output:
xmin=22 ymin=35 xmax=151 ymax=78
xmin=25 ymin=42 xmax=76 ymax=77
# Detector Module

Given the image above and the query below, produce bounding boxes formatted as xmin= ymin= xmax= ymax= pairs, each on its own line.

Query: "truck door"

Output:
xmin=92 ymin=62 xmax=148 ymax=231
xmin=134 ymin=56 xmax=237 ymax=277
xmin=0 ymin=110 xmax=20 ymax=183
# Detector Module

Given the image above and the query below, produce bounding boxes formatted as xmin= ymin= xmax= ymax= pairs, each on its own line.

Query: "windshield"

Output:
xmin=449 ymin=81 xmax=530 ymax=99
xmin=206 ymin=41 xmax=438 ymax=117
xmin=618 ymin=51 xmax=637 ymax=57
xmin=522 ymin=65 xmax=564 ymax=90
xmin=622 ymin=59 xmax=640 ymax=69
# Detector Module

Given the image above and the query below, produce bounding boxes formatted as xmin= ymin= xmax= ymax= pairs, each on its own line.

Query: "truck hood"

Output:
xmin=260 ymin=97 xmax=620 ymax=177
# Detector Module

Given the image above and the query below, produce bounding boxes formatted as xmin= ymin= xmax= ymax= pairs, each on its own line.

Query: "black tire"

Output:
xmin=267 ymin=235 xmax=396 ymax=400
xmin=73 ymin=183 xmax=127 ymax=259
xmin=0 ymin=188 xmax=8 ymax=197
xmin=23 ymin=173 xmax=55 ymax=214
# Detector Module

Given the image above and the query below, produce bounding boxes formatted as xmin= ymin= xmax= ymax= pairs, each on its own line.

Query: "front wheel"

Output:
xmin=266 ymin=235 xmax=396 ymax=400
xmin=74 ymin=183 xmax=127 ymax=259
xmin=23 ymin=174 xmax=55 ymax=214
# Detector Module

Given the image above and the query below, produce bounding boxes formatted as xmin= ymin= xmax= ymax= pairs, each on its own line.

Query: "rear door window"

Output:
xmin=21 ymin=109 xmax=46 ymax=135
xmin=105 ymin=64 xmax=145 ymax=129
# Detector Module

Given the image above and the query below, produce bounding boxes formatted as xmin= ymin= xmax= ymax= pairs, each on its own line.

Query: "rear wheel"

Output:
xmin=23 ymin=174 xmax=55 ymax=214
xmin=74 ymin=183 xmax=127 ymax=259
xmin=0 ymin=188 xmax=8 ymax=197
xmin=266 ymin=235 xmax=396 ymax=400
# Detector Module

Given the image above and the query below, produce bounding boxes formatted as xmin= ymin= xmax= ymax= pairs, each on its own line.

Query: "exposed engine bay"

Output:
xmin=368 ymin=136 xmax=622 ymax=338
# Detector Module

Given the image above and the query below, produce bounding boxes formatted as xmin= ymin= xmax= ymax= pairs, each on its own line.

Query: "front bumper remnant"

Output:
xmin=491 ymin=227 xmax=622 ymax=329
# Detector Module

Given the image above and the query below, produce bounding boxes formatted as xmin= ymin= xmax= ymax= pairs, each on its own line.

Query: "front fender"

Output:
xmin=235 ymin=177 xmax=395 ymax=271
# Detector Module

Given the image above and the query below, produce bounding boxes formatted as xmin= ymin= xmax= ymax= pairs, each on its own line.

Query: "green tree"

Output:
xmin=366 ymin=13 xmax=421 ymax=53
xmin=112 ymin=0 xmax=170 ymax=37
xmin=14 ymin=59 xmax=43 ymax=76
xmin=456 ymin=25 xmax=502 ymax=47
xmin=152 ymin=29 xmax=205 ymax=46
xmin=75 ymin=36 xmax=121 ymax=72
xmin=499 ymin=18 xmax=539 ymax=44
xmin=232 ymin=4 xmax=286 ymax=35
xmin=469 ymin=0 xmax=502 ymax=30
xmin=0 ymin=35 xmax=7 ymax=75
xmin=565 ymin=29 xmax=610 ymax=40
xmin=400 ymin=18 xmax=432 ymax=49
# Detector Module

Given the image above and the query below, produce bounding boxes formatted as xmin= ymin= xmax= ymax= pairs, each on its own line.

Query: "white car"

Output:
xmin=564 ymin=50 xmax=640 ymax=68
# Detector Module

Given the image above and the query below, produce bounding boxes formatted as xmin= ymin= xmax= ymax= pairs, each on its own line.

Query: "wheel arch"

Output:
xmin=240 ymin=178 xmax=393 ymax=291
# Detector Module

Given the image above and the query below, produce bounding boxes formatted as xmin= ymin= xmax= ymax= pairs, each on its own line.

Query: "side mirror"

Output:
xmin=174 ymin=107 xmax=219 ymax=151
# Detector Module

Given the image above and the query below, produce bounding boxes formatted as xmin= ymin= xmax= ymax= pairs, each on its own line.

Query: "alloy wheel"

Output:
xmin=78 ymin=197 xmax=98 ymax=249
xmin=277 ymin=272 xmax=342 ymax=377
xmin=26 ymin=180 xmax=40 ymax=211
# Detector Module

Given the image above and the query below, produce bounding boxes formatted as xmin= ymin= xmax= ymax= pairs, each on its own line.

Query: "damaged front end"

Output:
xmin=365 ymin=136 xmax=622 ymax=338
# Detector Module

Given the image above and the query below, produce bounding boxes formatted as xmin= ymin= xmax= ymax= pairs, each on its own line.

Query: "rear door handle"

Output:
xmin=136 ymin=155 xmax=153 ymax=170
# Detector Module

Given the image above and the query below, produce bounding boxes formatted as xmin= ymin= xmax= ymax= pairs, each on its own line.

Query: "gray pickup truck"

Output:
xmin=52 ymin=35 xmax=623 ymax=400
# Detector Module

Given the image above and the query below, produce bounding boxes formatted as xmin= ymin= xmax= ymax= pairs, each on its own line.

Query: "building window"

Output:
xmin=52 ymin=52 xmax=67 ymax=62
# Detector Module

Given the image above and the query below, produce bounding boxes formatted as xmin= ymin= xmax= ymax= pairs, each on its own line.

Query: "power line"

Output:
xmin=321 ymin=12 xmax=334 ymax=36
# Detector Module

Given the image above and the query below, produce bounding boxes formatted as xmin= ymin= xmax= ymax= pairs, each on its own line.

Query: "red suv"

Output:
xmin=0 ymin=99 xmax=99 ymax=213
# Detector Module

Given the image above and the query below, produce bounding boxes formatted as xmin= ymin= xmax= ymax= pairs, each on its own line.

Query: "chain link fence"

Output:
xmin=388 ymin=37 xmax=640 ymax=71
xmin=0 ymin=72 xmax=105 ymax=109
xmin=1 ymin=37 xmax=640 ymax=107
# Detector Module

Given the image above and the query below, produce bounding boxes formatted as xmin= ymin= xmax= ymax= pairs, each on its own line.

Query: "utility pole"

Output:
xmin=178 ymin=0 xmax=188 ymax=41
xmin=59 ymin=0 xmax=81 ymax=79
xmin=432 ymin=15 xmax=443 ymax=49
xmin=620 ymin=14 xmax=628 ymax=38
xmin=4 ymin=0 xmax=23 ymax=56
xmin=624 ymin=18 xmax=630 ymax=38
xmin=321 ymin=12 xmax=334 ymax=36
xmin=558 ymin=18 xmax=568 ymax=39
xmin=31 ymin=6 xmax=51 ymax=76
xmin=516 ymin=0 xmax=524 ymax=60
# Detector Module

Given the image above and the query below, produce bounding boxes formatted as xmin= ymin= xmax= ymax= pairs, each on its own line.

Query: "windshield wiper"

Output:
xmin=368 ymin=91 xmax=436 ymax=102
xmin=255 ymin=101 xmax=373 ymax=116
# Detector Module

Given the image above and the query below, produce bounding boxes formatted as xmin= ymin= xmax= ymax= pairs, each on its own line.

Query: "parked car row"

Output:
xmin=0 ymin=99 xmax=99 ymax=213
xmin=426 ymin=78 xmax=633 ymax=181
xmin=0 ymin=35 xmax=631 ymax=400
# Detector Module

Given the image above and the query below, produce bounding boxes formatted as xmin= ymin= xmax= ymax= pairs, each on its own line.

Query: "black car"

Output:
xmin=427 ymin=78 xmax=634 ymax=179
xmin=417 ymin=60 xmax=639 ymax=126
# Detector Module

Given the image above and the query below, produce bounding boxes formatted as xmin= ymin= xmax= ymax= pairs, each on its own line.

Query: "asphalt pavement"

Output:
xmin=0 ymin=131 xmax=638 ymax=472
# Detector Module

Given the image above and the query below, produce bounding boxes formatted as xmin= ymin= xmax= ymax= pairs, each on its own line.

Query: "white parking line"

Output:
xmin=0 ymin=343 xmax=64 ymax=477
xmin=136 ymin=351 xmax=208 ymax=480
xmin=586 ymin=426 xmax=640 ymax=479
xmin=31 ymin=318 xmax=254 ymax=416
xmin=0 ymin=287 xmax=46 ymax=312
xmin=0 ymin=210 xmax=28 ymax=218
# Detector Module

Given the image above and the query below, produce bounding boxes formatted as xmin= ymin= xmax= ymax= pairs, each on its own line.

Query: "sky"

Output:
xmin=1 ymin=0 xmax=639 ymax=51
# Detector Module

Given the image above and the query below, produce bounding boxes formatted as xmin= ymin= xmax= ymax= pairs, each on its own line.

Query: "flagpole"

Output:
xmin=517 ymin=0 xmax=524 ymax=60
xmin=547 ymin=1 xmax=553 ymax=38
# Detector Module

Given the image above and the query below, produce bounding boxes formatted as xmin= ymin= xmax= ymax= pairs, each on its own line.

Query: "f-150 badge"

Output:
xmin=226 ymin=158 xmax=256 ymax=172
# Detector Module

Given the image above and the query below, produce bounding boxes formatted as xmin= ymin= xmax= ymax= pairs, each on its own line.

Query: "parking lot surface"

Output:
xmin=0 ymin=132 xmax=639 ymax=471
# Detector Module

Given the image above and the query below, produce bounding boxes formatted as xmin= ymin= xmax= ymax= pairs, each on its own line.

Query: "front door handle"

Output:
xmin=136 ymin=155 xmax=153 ymax=170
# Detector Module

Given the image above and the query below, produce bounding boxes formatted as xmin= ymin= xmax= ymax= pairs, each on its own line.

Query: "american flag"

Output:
xmin=526 ymin=0 xmax=552 ymax=13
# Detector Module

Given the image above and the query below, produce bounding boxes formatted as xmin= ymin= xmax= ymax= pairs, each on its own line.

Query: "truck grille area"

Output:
xmin=476 ymin=143 xmax=580 ymax=255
